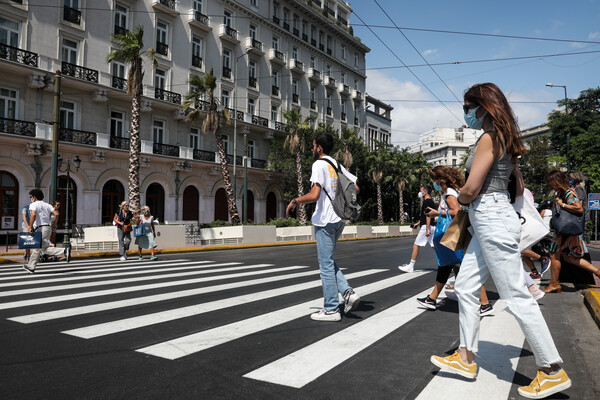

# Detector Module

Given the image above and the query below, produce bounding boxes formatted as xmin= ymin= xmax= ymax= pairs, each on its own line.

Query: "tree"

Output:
xmin=107 ymin=25 xmax=156 ymax=211
xmin=182 ymin=70 xmax=240 ymax=224
xmin=282 ymin=109 xmax=315 ymax=225
xmin=519 ymin=136 xmax=556 ymax=202
xmin=393 ymin=148 xmax=420 ymax=224
xmin=367 ymin=142 xmax=394 ymax=224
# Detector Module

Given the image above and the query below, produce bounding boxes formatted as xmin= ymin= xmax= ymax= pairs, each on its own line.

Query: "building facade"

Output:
xmin=0 ymin=0 xmax=369 ymax=230
xmin=364 ymin=94 xmax=392 ymax=150
xmin=408 ymin=127 xmax=481 ymax=167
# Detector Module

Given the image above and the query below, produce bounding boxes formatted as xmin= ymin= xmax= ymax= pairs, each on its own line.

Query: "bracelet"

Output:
xmin=292 ymin=198 xmax=297 ymax=205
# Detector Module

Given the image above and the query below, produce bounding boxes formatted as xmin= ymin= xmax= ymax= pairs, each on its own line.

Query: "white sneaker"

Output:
xmin=445 ymin=290 xmax=458 ymax=302
xmin=398 ymin=263 xmax=414 ymax=273
xmin=528 ymin=285 xmax=545 ymax=301
xmin=119 ymin=256 xmax=126 ymax=261
xmin=343 ymin=290 xmax=360 ymax=314
xmin=310 ymin=309 xmax=341 ymax=322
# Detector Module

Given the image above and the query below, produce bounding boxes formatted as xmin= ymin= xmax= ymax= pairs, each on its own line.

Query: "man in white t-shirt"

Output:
xmin=286 ymin=132 xmax=360 ymax=322
xmin=24 ymin=189 xmax=71 ymax=273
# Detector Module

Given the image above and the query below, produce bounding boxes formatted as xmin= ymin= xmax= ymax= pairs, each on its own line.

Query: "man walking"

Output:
xmin=286 ymin=132 xmax=360 ymax=322
xmin=24 ymin=189 xmax=71 ymax=274
xmin=398 ymin=185 xmax=437 ymax=272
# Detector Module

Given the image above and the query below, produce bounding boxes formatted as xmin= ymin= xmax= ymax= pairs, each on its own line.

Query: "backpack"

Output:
xmin=319 ymin=158 xmax=361 ymax=221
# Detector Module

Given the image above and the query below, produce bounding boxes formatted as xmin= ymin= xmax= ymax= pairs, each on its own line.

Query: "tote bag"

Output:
xmin=133 ymin=224 xmax=146 ymax=237
xmin=18 ymin=231 xmax=42 ymax=249
xmin=433 ymin=212 xmax=464 ymax=266
xmin=512 ymin=196 xmax=550 ymax=251
xmin=440 ymin=210 xmax=472 ymax=251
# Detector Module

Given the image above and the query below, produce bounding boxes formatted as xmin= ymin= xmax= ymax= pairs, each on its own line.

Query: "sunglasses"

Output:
xmin=463 ymin=103 xmax=480 ymax=114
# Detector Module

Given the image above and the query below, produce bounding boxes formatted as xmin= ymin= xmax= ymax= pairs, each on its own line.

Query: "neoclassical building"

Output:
xmin=0 ymin=0 xmax=369 ymax=230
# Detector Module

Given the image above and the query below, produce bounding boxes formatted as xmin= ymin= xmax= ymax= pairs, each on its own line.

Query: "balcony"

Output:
xmin=222 ymin=66 xmax=232 ymax=79
xmin=308 ymin=68 xmax=321 ymax=82
xmin=272 ymin=15 xmax=280 ymax=25
xmin=292 ymin=93 xmax=299 ymax=104
xmin=283 ymin=22 xmax=290 ymax=31
xmin=62 ymin=62 xmax=99 ymax=83
xmin=252 ymin=115 xmax=268 ymax=127
xmin=152 ymin=0 xmax=178 ymax=16
xmin=153 ymin=142 xmax=179 ymax=157
xmin=352 ymin=89 xmax=362 ymax=100
xmin=302 ymin=33 xmax=308 ymax=42
xmin=289 ymin=59 xmax=304 ymax=74
xmin=59 ymin=128 xmax=96 ymax=146
xmin=337 ymin=15 xmax=348 ymax=27
xmin=341 ymin=112 xmax=347 ymax=121
xmin=326 ymin=107 xmax=332 ymax=116
xmin=195 ymin=100 xmax=210 ymax=112
xmin=219 ymin=25 xmax=239 ymax=43
xmin=248 ymin=76 xmax=257 ymax=89
xmin=274 ymin=121 xmax=286 ymax=132
xmin=224 ymin=154 xmax=243 ymax=166
xmin=189 ymin=10 xmax=211 ymax=31
xmin=293 ymin=28 xmax=299 ymax=37
xmin=319 ymin=44 xmax=324 ymax=52
xmin=251 ymin=158 xmax=267 ymax=169
xmin=245 ymin=37 xmax=264 ymax=55
xmin=311 ymin=39 xmax=317 ymax=47
xmin=310 ymin=100 xmax=317 ymax=111
xmin=111 ymin=76 xmax=127 ymax=91
xmin=324 ymin=5 xmax=335 ymax=17
xmin=113 ymin=25 xmax=128 ymax=36
xmin=109 ymin=136 xmax=131 ymax=150
xmin=271 ymin=86 xmax=280 ymax=97
xmin=192 ymin=55 xmax=202 ymax=68
xmin=154 ymin=88 xmax=181 ymax=104
xmin=0 ymin=44 xmax=38 ymax=67
xmin=193 ymin=149 xmax=216 ymax=162
xmin=268 ymin=49 xmax=286 ymax=66
xmin=312 ymin=0 xmax=322 ymax=7
xmin=327 ymin=48 xmax=332 ymax=56
xmin=0 ymin=117 xmax=35 ymax=137
xmin=338 ymin=83 xmax=350 ymax=95
xmin=63 ymin=6 xmax=81 ymax=25
xmin=156 ymin=41 xmax=168 ymax=56
xmin=225 ymin=107 xmax=244 ymax=121
xmin=324 ymin=76 xmax=336 ymax=88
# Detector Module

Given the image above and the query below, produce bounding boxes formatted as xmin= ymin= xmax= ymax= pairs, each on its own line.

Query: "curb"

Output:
xmin=583 ymin=288 xmax=600 ymax=330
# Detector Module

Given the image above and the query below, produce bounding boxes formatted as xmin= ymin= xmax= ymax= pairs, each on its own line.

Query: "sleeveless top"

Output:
xmin=465 ymin=131 xmax=515 ymax=195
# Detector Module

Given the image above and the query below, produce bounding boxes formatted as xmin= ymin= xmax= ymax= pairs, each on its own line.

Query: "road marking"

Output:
xmin=244 ymin=287 xmax=443 ymax=388
xmin=8 ymin=267 xmax=323 ymax=323
xmin=137 ymin=271 xmax=428 ymax=359
xmin=415 ymin=301 xmax=525 ymax=400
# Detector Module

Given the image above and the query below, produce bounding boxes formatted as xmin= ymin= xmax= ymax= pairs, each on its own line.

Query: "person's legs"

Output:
xmin=429 ymin=266 xmax=453 ymax=300
xmin=315 ymin=222 xmax=345 ymax=312
xmin=563 ymin=254 xmax=600 ymax=277
xmin=117 ymin=229 xmax=125 ymax=257
xmin=544 ymin=252 xmax=562 ymax=293
xmin=479 ymin=285 xmax=490 ymax=305
xmin=123 ymin=233 xmax=131 ymax=258
xmin=27 ymin=226 xmax=53 ymax=271
xmin=411 ymin=243 xmax=420 ymax=261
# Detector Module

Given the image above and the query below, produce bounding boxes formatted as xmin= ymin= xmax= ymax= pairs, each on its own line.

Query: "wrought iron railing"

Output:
xmin=195 ymin=100 xmax=210 ymax=111
xmin=0 ymin=117 xmax=35 ymax=137
xmin=327 ymin=48 xmax=332 ymax=55
xmin=194 ymin=11 xmax=209 ymax=24
xmin=271 ymin=86 xmax=279 ymax=96
xmin=252 ymin=115 xmax=268 ymax=127
xmin=319 ymin=44 xmax=324 ymax=51
xmin=114 ymin=25 xmax=128 ymax=35
xmin=341 ymin=112 xmax=347 ymax=121
xmin=248 ymin=77 xmax=257 ymax=88
xmin=154 ymin=88 xmax=181 ymax=104
xmin=109 ymin=136 xmax=130 ymax=150
xmin=59 ymin=128 xmax=96 ymax=145
xmin=225 ymin=154 xmax=243 ymax=165
xmin=0 ymin=43 xmax=38 ymax=67
xmin=310 ymin=100 xmax=317 ymax=110
xmin=302 ymin=33 xmax=308 ymax=42
xmin=193 ymin=149 xmax=216 ymax=162
xmin=283 ymin=22 xmax=290 ymax=31
xmin=309 ymin=69 xmax=321 ymax=79
xmin=326 ymin=76 xmax=336 ymax=86
xmin=61 ymin=62 xmax=99 ymax=83
xmin=293 ymin=28 xmax=299 ymax=37
xmin=273 ymin=50 xmax=285 ymax=62
xmin=250 ymin=38 xmax=263 ymax=51
xmin=225 ymin=26 xmax=238 ymax=39
xmin=292 ymin=93 xmax=299 ymax=104
xmin=337 ymin=15 xmax=348 ymax=26
xmin=156 ymin=41 xmax=168 ymax=56
xmin=222 ymin=66 xmax=231 ymax=78
xmin=311 ymin=39 xmax=317 ymax=47
xmin=274 ymin=121 xmax=286 ymax=132
xmin=159 ymin=0 xmax=175 ymax=10
xmin=112 ymin=76 xmax=127 ymax=90
xmin=272 ymin=15 xmax=280 ymax=25
xmin=153 ymin=142 xmax=179 ymax=157
xmin=325 ymin=5 xmax=335 ymax=16
xmin=225 ymin=107 xmax=244 ymax=121
xmin=63 ymin=6 xmax=81 ymax=24
xmin=192 ymin=55 xmax=202 ymax=68
xmin=326 ymin=107 xmax=332 ymax=116
xmin=343 ymin=84 xmax=350 ymax=92
xmin=292 ymin=59 xmax=304 ymax=70
xmin=251 ymin=158 xmax=267 ymax=169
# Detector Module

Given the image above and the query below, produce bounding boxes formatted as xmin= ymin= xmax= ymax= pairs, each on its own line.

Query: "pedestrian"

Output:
xmin=24 ymin=189 xmax=71 ymax=274
xmin=569 ymin=170 xmax=588 ymax=225
xmin=114 ymin=201 xmax=133 ymax=261
xmin=286 ymin=132 xmax=360 ymax=322
xmin=397 ymin=185 xmax=436 ymax=273
xmin=431 ymin=83 xmax=571 ymax=399
xmin=543 ymin=170 xmax=600 ymax=293
xmin=49 ymin=201 xmax=60 ymax=246
xmin=135 ymin=205 xmax=158 ymax=261
xmin=21 ymin=198 xmax=33 ymax=261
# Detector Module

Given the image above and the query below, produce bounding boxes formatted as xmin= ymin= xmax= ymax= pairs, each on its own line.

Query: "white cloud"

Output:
xmin=422 ymin=49 xmax=438 ymax=57
xmin=588 ymin=31 xmax=600 ymax=39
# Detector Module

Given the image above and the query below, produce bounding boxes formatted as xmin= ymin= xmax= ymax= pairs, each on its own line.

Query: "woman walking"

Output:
xmin=543 ymin=170 xmax=600 ymax=293
xmin=135 ymin=206 xmax=158 ymax=261
xmin=114 ymin=201 xmax=133 ymax=261
xmin=430 ymin=83 xmax=571 ymax=399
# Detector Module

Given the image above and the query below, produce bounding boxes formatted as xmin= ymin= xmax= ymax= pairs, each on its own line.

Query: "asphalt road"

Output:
xmin=0 ymin=238 xmax=598 ymax=400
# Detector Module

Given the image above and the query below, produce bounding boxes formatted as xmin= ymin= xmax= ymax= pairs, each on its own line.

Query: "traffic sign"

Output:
xmin=589 ymin=193 xmax=600 ymax=211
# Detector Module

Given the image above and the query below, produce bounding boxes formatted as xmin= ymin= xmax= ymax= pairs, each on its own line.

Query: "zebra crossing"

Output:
xmin=0 ymin=255 xmax=563 ymax=399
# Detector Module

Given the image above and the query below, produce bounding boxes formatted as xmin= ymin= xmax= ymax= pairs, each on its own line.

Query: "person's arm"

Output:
xmin=557 ymin=194 xmax=583 ymax=214
xmin=286 ymin=183 xmax=322 ymax=217
xmin=22 ymin=210 xmax=29 ymax=229
xmin=29 ymin=210 xmax=36 ymax=233
xmin=114 ymin=213 xmax=123 ymax=226
xmin=457 ymin=134 xmax=497 ymax=205
xmin=151 ymin=217 xmax=156 ymax=235
xmin=512 ymin=165 xmax=524 ymax=197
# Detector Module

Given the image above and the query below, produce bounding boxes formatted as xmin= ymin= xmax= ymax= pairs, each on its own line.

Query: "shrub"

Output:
xmin=266 ymin=217 xmax=304 ymax=227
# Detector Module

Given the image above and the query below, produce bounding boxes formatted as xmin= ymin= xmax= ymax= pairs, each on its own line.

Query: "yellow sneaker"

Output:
xmin=430 ymin=350 xmax=477 ymax=379
xmin=517 ymin=368 xmax=571 ymax=398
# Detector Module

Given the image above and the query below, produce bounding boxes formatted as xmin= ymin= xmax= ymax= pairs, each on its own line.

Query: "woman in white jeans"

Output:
xmin=430 ymin=83 xmax=571 ymax=399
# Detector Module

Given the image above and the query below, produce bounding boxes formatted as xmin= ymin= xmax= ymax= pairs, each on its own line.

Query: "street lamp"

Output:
xmin=242 ymin=126 xmax=250 ymax=223
xmin=546 ymin=83 xmax=570 ymax=171
xmin=58 ymin=155 xmax=81 ymax=249
xmin=233 ymin=49 xmax=250 ymax=207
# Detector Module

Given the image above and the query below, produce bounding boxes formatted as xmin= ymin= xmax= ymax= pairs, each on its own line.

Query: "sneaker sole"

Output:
xmin=22 ymin=266 xmax=34 ymax=274
xmin=344 ymin=295 xmax=361 ymax=314
xmin=398 ymin=267 xmax=414 ymax=273
xmin=532 ymin=292 xmax=545 ymax=301
xmin=430 ymin=356 xmax=476 ymax=379
xmin=310 ymin=314 xmax=341 ymax=322
xmin=480 ymin=309 xmax=494 ymax=317
xmin=517 ymin=379 xmax=572 ymax=399
xmin=417 ymin=299 xmax=436 ymax=310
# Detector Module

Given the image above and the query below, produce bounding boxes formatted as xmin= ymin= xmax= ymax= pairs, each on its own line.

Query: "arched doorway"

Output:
xmin=146 ymin=183 xmax=165 ymax=222
xmin=0 ymin=171 xmax=18 ymax=230
xmin=214 ymin=187 xmax=228 ymax=221
xmin=244 ymin=190 xmax=255 ymax=222
xmin=57 ymin=175 xmax=77 ymax=228
xmin=266 ymin=191 xmax=277 ymax=222
xmin=182 ymin=185 xmax=199 ymax=221
xmin=101 ymin=180 xmax=124 ymax=224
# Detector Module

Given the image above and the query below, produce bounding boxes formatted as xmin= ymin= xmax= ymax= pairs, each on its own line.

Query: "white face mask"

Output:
xmin=417 ymin=192 xmax=423 ymax=199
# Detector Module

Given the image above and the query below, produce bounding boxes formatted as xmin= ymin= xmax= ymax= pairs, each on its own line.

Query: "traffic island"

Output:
xmin=583 ymin=288 xmax=600 ymax=329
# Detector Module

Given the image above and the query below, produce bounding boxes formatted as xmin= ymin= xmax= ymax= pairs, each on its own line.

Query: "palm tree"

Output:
xmin=282 ymin=108 xmax=315 ymax=225
xmin=367 ymin=142 xmax=394 ymax=224
xmin=393 ymin=148 xmax=418 ymax=224
xmin=107 ymin=25 xmax=156 ymax=211
xmin=183 ymin=69 xmax=240 ymax=224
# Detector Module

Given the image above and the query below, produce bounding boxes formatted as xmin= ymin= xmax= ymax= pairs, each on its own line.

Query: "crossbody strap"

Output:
xmin=318 ymin=158 xmax=342 ymax=203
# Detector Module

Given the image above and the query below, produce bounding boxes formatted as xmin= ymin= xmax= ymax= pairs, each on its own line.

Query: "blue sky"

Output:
xmin=350 ymin=0 xmax=600 ymax=146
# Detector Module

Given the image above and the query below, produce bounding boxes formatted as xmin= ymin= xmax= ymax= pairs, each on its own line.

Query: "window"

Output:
xmin=310 ymin=87 xmax=316 ymax=103
xmin=249 ymin=24 xmax=257 ymax=40
xmin=0 ymin=16 xmax=19 ymax=47
xmin=354 ymin=79 xmax=358 ymax=91
xmin=341 ymin=44 xmax=346 ymax=59
xmin=114 ymin=4 xmax=128 ymax=33
xmin=221 ymin=134 xmax=229 ymax=154
xmin=319 ymin=31 xmax=324 ymax=47
xmin=247 ymin=140 xmax=255 ymax=159
xmin=224 ymin=11 xmax=232 ymax=27
xmin=293 ymin=15 xmax=298 ymax=30
xmin=292 ymin=47 xmax=298 ymax=60
xmin=248 ymin=60 xmax=257 ymax=87
xmin=310 ymin=56 xmax=315 ymax=69
xmin=326 ymin=35 xmax=331 ymax=50
xmin=190 ymin=127 xmax=200 ymax=149
xmin=271 ymin=104 xmax=278 ymax=121
xmin=452 ymin=159 xmax=457 ymax=166
xmin=452 ymin=148 xmax=457 ymax=156
xmin=272 ymin=2 xmax=279 ymax=18
xmin=112 ymin=61 xmax=125 ymax=78
xmin=192 ymin=36 xmax=202 ymax=67
xmin=110 ymin=111 xmax=124 ymax=137
xmin=292 ymin=79 xmax=298 ymax=95
xmin=154 ymin=69 xmax=166 ymax=90
xmin=272 ymin=69 xmax=279 ymax=88
xmin=354 ymin=52 xmax=359 ymax=67
xmin=60 ymin=101 xmax=75 ymax=129
xmin=326 ymin=92 xmax=332 ymax=114
xmin=250 ymin=0 xmax=257 ymax=6
xmin=222 ymin=49 xmax=231 ymax=68
xmin=272 ymin=36 xmax=279 ymax=51
xmin=326 ymin=64 xmax=331 ymax=77
xmin=157 ymin=21 xmax=168 ymax=44
xmin=61 ymin=38 xmax=78 ymax=64
xmin=0 ymin=88 xmax=17 ymax=119
xmin=302 ymin=21 xmax=307 ymax=36
xmin=341 ymin=99 xmax=347 ymax=119
xmin=221 ymin=89 xmax=230 ymax=108
xmin=341 ymin=72 xmax=346 ymax=84
xmin=247 ymin=98 xmax=255 ymax=115
xmin=193 ymin=0 xmax=203 ymax=13
xmin=153 ymin=120 xmax=165 ymax=143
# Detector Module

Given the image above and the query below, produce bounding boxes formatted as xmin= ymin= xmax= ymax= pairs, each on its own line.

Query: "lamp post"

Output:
xmin=233 ymin=49 xmax=250 ymax=208
xmin=546 ymin=83 xmax=570 ymax=171
xmin=242 ymin=126 xmax=250 ymax=223
xmin=58 ymin=155 xmax=81 ymax=249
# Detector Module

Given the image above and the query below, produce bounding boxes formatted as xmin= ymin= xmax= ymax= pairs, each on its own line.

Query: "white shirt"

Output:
xmin=439 ymin=187 xmax=459 ymax=215
xmin=310 ymin=155 xmax=357 ymax=226
xmin=29 ymin=200 xmax=54 ymax=227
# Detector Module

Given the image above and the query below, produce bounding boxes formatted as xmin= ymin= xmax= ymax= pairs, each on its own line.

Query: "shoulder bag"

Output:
xmin=18 ymin=231 xmax=42 ymax=249
xmin=433 ymin=210 xmax=464 ymax=266
xmin=551 ymin=202 xmax=585 ymax=236
xmin=133 ymin=224 xmax=146 ymax=237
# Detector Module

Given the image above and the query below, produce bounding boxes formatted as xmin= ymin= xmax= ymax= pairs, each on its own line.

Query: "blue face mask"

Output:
xmin=464 ymin=106 xmax=486 ymax=130
xmin=433 ymin=182 xmax=442 ymax=191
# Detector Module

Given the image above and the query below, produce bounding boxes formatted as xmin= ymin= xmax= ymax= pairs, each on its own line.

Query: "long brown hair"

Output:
xmin=546 ymin=170 xmax=570 ymax=196
xmin=464 ymin=83 xmax=526 ymax=157
xmin=429 ymin=166 xmax=465 ymax=192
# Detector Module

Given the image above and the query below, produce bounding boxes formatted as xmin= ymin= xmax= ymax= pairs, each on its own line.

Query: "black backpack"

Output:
xmin=319 ymin=158 xmax=361 ymax=221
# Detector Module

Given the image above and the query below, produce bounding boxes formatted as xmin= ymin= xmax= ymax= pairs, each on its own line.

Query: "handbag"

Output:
xmin=433 ymin=211 xmax=464 ymax=266
xmin=440 ymin=210 xmax=472 ymax=251
xmin=551 ymin=202 xmax=585 ymax=236
xmin=512 ymin=196 xmax=550 ymax=251
xmin=18 ymin=231 xmax=42 ymax=249
xmin=123 ymin=224 xmax=133 ymax=234
xmin=133 ymin=224 xmax=146 ymax=237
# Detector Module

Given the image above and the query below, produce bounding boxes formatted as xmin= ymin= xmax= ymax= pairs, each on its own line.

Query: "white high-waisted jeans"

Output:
xmin=455 ymin=192 xmax=563 ymax=367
